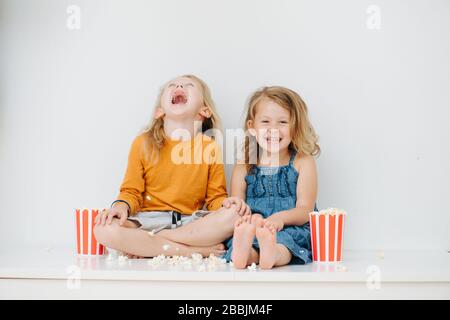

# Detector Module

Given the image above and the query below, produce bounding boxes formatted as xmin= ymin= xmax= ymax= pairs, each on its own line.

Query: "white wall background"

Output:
xmin=1 ymin=0 xmax=449 ymax=252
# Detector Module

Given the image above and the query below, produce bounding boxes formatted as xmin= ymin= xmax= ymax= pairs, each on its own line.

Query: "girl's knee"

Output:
xmin=251 ymin=213 xmax=264 ymax=224
xmin=93 ymin=221 xmax=121 ymax=246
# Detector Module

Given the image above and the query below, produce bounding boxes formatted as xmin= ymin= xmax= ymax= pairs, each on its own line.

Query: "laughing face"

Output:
xmin=159 ymin=76 xmax=205 ymax=119
xmin=248 ymin=99 xmax=292 ymax=154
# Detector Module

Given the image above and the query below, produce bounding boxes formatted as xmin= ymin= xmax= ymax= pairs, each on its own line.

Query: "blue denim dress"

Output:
xmin=223 ymin=152 xmax=315 ymax=265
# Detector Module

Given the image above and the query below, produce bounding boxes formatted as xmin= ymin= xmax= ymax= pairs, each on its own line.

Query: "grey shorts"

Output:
xmin=128 ymin=210 xmax=211 ymax=233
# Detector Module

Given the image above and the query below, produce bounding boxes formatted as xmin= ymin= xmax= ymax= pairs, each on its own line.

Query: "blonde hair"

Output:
xmin=142 ymin=74 xmax=222 ymax=163
xmin=243 ymin=86 xmax=320 ymax=170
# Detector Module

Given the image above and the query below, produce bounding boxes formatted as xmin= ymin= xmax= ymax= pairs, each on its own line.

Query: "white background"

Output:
xmin=0 ymin=0 xmax=449 ymax=252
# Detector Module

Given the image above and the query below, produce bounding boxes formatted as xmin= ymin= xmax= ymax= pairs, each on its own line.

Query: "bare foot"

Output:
xmin=195 ymin=243 xmax=226 ymax=258
xmin=251 ymin=214 xmax=264 ymax=227
xmin=232 ymin=215 xmax=256 ymax=269
xmin=124 ymin=253 xmax=143 ymax=259
xmin=256 ymin=220 xmax=278 ymax=269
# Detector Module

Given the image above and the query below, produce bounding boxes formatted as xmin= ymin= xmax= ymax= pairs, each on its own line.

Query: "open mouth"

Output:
xmin=171 ymin=90 xmax=188 ymax=105
xmin=266 ymin=137 xmax=282 ymax=143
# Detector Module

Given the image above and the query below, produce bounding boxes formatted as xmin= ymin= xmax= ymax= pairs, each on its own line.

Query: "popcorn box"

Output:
xmin=309 ymin=208 xmax=346 ymax=262
xmin=75 ymin=208 xmax=106 ymax=256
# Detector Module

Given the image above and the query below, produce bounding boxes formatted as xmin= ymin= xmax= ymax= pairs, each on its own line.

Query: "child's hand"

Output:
xmin=265 ymin=216 xmax=284 ymax=232
xmin=222 ymin=197 xmax=251 ymax=216
xmin=251 ymin=213 xmax=265 ymax=227
xmin=95 ymin=203 xmax=129 ymax=226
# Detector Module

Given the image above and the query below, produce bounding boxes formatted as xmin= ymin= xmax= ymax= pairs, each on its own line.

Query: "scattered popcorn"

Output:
xmin=147 ymin=230 xmax=155 ymax=237
xmin=207 ymin=253 xmax=226 ymax=264
xmin=207 ymin=263 xmax=217 ymax=271
xmin=183 ymin=261 xmax=193 ymax=270
xmin=191 ymin=253 xmax=203 ymax=262
xmin=118 ymin=255 xmax=129 ymax=262
xmin=175 ymin=247 xmax=180 ymax=252
xmin=117 ymin=254 xmax=129 ymax=266
xmin=337 ymin=265 xmax=347 ymax=272
xmin=142 ymin=252 xmax=228 ymax=272
xmin=168 ymin=255 xmax=183 ymax=266
xmin=203 ymin=255 xmax=223 ymax=269
xmin=180 ymin=256 xmax=190 ymax=262
xmin=317 ymin=207 xmax=347 ymax=216
xmin=147 ymin=254 xmax=167 ymax=267
xmin=196 ymin=264 xmax=206 ymax=272
xmin=247 ymin=262 xmax=257 ymax=271
xmin=106 ymin=248 xmax=118 ymax=257
xmin=162 ymin=244 xmax=170 ymax=251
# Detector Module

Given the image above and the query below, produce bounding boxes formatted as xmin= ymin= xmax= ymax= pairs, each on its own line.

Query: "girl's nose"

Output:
xmin=267 ymin=128 xmax=280 ymax=135
xmin=176 ymin=84 xmax=184 ymax=89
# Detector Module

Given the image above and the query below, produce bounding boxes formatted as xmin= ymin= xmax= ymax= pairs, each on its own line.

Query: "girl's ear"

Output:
xmin=154 ymin=107 xmax=165 ymax=119
xmin=199 ymin=106 xmax=212 ymax=119
xmin=247 ymin=120 xmax=256 ymax=136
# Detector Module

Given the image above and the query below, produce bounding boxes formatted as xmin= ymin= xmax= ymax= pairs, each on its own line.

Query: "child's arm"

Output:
xmin=267 ymin=155 xmax=318 ymax=229
xmin=96 ymin=136 xmax=146 ymax=225
xmin=204 ymin=161 xmax=228 ymax=210
xmin=221 ymin=164 xmax=251 ymax=216
xmin=115 ymin=136 xmax=146 ymax=216
xmin=204 ymin=140 xmax=228 ymax=211
xmin=230 ymin=164 xmax=248 ymax=200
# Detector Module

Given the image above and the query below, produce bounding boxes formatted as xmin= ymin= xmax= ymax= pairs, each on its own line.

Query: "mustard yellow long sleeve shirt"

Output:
xmin=116 ymin=133 xmax=228 ymax=215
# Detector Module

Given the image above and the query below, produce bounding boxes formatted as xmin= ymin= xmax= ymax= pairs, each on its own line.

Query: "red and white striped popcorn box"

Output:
xmin=75 ymin=208 xmax=106 ymax=256
xmin=309 ymin=208 xmax=346 ymax=262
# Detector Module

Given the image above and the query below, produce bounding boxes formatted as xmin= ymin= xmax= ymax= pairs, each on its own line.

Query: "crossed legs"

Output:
xmin=94 ymin=206 xmax=240 ymax=258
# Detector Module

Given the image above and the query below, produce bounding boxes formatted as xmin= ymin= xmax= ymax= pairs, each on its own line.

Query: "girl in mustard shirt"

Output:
xmin=94 ymin=75 xmax=249 ymax=258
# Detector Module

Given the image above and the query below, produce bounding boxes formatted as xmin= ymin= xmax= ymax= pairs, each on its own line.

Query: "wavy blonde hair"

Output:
xmin=243 ymin=86 xmax=320 ymax=170
xmin=142 ymin=74 xmax=222 ymax=163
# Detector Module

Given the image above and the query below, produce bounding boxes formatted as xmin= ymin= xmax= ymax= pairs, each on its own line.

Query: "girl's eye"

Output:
xmin=185 ymin=83 xmax=194 ymax=87
xmin=167 ymin=84 xmax=176 ymax=88
xmin=280 ymin=121 xmax=288 ymax=124
xmin=261 ymin=120 xmax=269 ymax=123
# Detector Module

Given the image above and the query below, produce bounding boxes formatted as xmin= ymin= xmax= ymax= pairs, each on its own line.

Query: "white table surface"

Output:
xmin=1 ymin=247 xmax=449 ymax=283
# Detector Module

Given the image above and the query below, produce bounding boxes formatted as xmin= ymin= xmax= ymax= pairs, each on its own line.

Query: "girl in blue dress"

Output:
xmin=223 ymin=86 xmax=320 ymax=269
